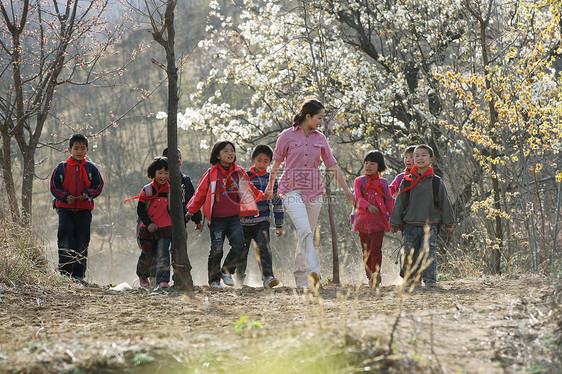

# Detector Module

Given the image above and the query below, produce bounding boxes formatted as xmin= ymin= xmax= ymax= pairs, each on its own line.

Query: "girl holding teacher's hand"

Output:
xmin=263 ymin=99 xmax=354 ymax=288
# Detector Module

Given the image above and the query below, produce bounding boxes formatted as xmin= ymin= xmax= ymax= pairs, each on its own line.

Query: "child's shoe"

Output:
xmin=158 ymin=281 xmax=170 ymax=289
xmin=221 ymin=273 xmax=235 ymax=287
xmin=139 ymin=278 xmax=150 ymax=288
xmin=264 ymin=276 xmax=279 ymax=289
xmin=209 ymin=281 xmax=222 ymax=289
xmin=234 ymin=273 xmax=246 ymax=287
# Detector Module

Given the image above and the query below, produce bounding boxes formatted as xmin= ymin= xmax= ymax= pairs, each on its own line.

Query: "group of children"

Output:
xmin=50 ymin=132 xmax=454 ymax=290
xmin=352 ymin=145 xmax=454 ymax=288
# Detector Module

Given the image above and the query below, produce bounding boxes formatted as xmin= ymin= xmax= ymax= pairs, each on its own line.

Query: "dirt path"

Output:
xmin=0 ymin=275 xmax=559 ymax=373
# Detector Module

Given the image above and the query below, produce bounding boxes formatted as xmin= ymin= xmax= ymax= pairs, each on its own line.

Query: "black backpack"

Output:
xmin=52 ymin=161 xmax=95 ymax=208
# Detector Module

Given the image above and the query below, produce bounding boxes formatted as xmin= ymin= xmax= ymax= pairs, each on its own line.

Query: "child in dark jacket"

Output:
xmin=186 ymin=141 xmax=263 ymax=288
xmin=237 ymin=145 xmax=284 ymax=288
xmin=50 ymin=134 xmax=104 ymax=280
xmin=390 ymin=145 xmax=454 ymax=287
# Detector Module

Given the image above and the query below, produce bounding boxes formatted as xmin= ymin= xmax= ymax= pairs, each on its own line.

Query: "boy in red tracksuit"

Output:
xmin=50 ymin=134 xmax=104 ymax=280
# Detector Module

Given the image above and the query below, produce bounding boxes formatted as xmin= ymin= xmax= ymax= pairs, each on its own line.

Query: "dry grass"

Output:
xmin=0 ymin=219 xmax=52 ymax=289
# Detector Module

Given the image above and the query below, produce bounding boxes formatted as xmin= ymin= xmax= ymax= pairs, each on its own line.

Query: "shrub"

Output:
xmin=0 ymin=220 xmax=49 ymax=288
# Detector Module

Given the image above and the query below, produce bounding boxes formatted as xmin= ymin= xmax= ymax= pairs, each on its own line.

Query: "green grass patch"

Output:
xmin=91 ymin=330 xmax=405 ymax=374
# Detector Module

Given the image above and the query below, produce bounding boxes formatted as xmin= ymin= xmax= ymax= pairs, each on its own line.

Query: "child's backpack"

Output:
xmin=136 ymin=183 xmax=171 ymax=250
xmin=52 ymin=161 xmax=96 ymax=208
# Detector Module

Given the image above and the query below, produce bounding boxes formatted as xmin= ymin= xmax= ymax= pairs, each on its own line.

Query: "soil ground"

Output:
xmin=0 ymin=275 xmax=560 ymax=373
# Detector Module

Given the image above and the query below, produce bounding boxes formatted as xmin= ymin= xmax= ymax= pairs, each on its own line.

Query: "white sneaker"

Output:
xmin=221 ymin=273 xmax=235 ymax=287
xmin=209 ymin=281 xmax=222 ymax=288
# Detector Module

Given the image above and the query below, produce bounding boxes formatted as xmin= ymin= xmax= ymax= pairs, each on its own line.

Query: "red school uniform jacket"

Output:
xmin=187 ymin=163 xmax=264 ymax=224
xmin=137 ymin=180 xmax=172 ymax=229
xmin=50 ymin=158 xmax=104 ymax=210
xmin=353 ymin=175 xmax=394 ymax=233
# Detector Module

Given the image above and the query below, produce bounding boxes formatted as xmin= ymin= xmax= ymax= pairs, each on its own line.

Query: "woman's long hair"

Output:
xmin=292 ymin=99 xmax=324 ymax=127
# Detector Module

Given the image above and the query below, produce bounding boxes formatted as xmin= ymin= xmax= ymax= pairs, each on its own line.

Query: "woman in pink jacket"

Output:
xmin=263 ymin=99 xmax=354 ymax=288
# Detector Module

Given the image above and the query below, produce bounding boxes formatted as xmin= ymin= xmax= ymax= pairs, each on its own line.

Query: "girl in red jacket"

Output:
xmin=186 ymin=141 xmax=263 ymax=288
xmin=134 ymin=157 xmax=173 ymax=289
xmin=352 ymin=151 xmax=394 ymax=288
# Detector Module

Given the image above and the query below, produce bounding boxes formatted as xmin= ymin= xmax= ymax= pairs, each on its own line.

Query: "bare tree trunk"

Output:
xmin=521 ymin=199 xmax=538 ymax=273
xmin=152 ymin=0 xmax=193 ymax=290
xmin=20 ymin=146 xmax=35 ymax=224
xmin=473 ymin=1 xmax=502 ymax=274
xmin=490 ymin=151 xmax=503 ymax=274
xmin=0 ymin=133 xmax=20 ymax=222
xmin=552 ymin=181 xmax=561 ymax=269
xmin=325 ymin=181 xmax=340 ymax=284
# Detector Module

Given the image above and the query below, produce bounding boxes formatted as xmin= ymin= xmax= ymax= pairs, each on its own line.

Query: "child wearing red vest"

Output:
xmin=186 ymin=141 xmax=263 ymax=288
xmin=132 ymin=157 xmax=173 ymax=289
xmin=50 ymin=134 xmax=104 ymax=281
xmin=352 ymin=151 xmax=394 ymax=288
xmin=390 ymin=145 xmax=454 ymax=287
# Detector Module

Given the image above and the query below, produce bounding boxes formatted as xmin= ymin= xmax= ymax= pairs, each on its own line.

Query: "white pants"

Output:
xmin=283 ymin=190 xmax=323 ymax=287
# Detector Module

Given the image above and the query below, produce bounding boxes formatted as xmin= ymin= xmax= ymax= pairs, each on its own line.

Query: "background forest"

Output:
xmin=1 ymin=0 xmax=561 ymax=287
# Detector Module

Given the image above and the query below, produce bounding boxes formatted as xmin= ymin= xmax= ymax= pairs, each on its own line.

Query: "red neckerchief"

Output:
xmin=248 ymin=165 xmax=267 ymax=179
xmin=66 ymin=156 xmax=91 ymax=189
xmin=216 ymin=162 xmax=238 ymax=201
xmin=364 ymin=173 xmax=385 ymax=197
xmin=124 ymin=179 xmax=169 ymax=203
xmin=397 ymin=166 xmax=434 ymax=196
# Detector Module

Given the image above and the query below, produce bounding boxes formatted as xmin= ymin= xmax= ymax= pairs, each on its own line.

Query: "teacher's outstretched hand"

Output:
xmin=327 ymin=163 xmax=355 ymax=205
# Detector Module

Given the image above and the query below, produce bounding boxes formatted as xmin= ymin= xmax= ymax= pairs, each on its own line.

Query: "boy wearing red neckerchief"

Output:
xmin=237 ymin=145 xmax=284 ymax=288
xmin=390 ymin=144 xmax=454 ymax=287
xmin=50 ymin=134 xmax=104 ymax=281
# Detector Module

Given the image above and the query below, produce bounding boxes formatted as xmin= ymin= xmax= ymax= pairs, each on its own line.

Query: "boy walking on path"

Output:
xmin=50 ymin=134 xmax=104 ymax=280
xmin=236 ymin=145 xmax=284 ymax=288
xmin=390 ymin=144 xmax=454 ymax=287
